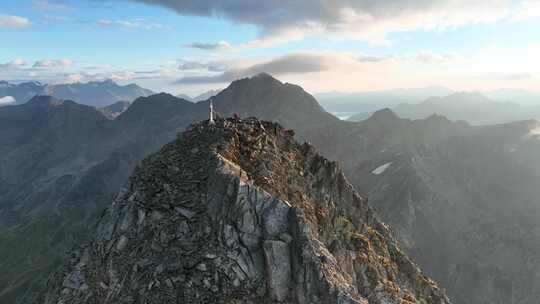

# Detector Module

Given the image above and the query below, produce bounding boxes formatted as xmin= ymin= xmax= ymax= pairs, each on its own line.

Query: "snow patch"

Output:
xmin=527 ymin=127 xmax=540 ymax=140
xmin=0 ymin=96 xmax=15 ymax=105
xmin=372 ymin=162 xmax=392 ymax=175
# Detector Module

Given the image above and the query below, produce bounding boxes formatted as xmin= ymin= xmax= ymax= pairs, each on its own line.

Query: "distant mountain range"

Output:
xmin=1 ymin=74 xmax=540 ymax=304
xmin=0 ymin=79 xmax=154 ymax=107
xmin=176 ymin=89 xmax=222 ymax=102
xmin=316 ymin=86 xmax=454 ymax=118
xmin=347 ymin=92 xmax=540 ymax=125
xmin=318 ymin=87 xmax=540 ymax=121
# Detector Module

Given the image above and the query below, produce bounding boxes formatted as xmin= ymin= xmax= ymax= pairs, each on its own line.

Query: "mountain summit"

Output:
xmin=48 ymin=117 xmax=450 ymax=304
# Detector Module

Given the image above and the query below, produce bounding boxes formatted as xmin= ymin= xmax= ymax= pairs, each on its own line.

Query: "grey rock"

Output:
xmin=263 ymin=240 xmax=291 ymax=302
xmin=44 ymin=118 xmax=451 ymax=304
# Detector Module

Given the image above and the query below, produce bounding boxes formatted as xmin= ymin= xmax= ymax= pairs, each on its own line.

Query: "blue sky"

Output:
xmin=1 ymin=0 xmax=539 ymax=95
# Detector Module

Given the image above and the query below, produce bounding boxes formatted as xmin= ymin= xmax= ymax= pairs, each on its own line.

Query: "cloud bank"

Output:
xmin=176 ymin=52 xmax=382 ymax=84
xmin=0 ymin=59 xmax=27 ymax=69
xmin=127 ymin=0 xmax=514 ymax=44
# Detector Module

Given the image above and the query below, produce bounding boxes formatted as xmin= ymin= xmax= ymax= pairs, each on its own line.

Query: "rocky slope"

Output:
xmin=46 ymin=118 xmax=450 ymax=304
xmin=306 ymin=110 xmax=540 ymax=304
xmin=0 ymin=75 xmax=335 ymax=303
xmin=98 ymin=100 xmax=132 ymax=119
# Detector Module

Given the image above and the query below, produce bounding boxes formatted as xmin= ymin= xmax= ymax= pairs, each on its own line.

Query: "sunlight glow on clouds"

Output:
xmin=127 ymin=0 xmax=520 ymax=45
xmin=0 ymin=15 xmax=31 ymax=28
xmin=511 ymin=0 xmax=540 ymax=21
xmin=0 ymin=59 xmax=27 ymax=69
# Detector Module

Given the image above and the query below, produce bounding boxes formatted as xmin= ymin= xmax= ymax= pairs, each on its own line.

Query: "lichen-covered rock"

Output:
xmin=45 ymin=118 xmax=451 ymax=304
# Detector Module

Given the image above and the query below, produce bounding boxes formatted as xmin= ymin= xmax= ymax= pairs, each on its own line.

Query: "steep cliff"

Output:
xmin=46 ymin=118 xmax=449 ymax=304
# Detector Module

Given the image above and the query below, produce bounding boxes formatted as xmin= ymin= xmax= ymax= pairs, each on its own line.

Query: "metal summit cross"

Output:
xmin=209 ymin=99 xmax=215 ymax=125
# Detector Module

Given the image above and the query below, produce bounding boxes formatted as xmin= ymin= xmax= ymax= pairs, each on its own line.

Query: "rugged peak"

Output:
xmin=229 ymin=72 xmax=282 ymax=89
xmin=87 ymin=79 xmax=116 ymax=86
xmin=363 ymin=108 xmax=402 ymax=127
xmin=116 ymin=93 xmax=194 ymax=123
xmin=128 ymin=93 xmax=192 ymax=109
xmin=368 ymin=108 xmax=400 ymax=120
xmin=50 ymin=117 xmax=450 ymax=304
xmin=252 ymin=72 xmax=277 ymax=80
xmin=98 ymin=100 xmax=131 ymax=119
xmin=209 ymin=75 xmax=337 ymax=132
xmin=25 ymin=95 xmax=70 ymax=107
xmin=426 ymin=91 xmax=492 ymax=106
xmin=19 ymin=80 xmax=44 ymax=88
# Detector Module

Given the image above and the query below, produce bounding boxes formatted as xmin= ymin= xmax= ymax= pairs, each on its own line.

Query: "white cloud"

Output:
xmin=43 ymin=15 xmax=69 ymax=24
xmin=109 ymin=70 xmax=136 ymax=81
xmin=0 ymin=15 xmax=31 ymax=28
xmin=0 ymin=96 xmax=16 ymax=105
xmin=184 ymin=41 xmax=232 ymax=51
xmin=56 ymin=70 xmax=138 ymax=84
xmin=415 ymin=51 xmax=457 ymax=64
xmin=33 ymin=59 xmax=73 ymax=68
xmin=97 ymin=19 xmax=163 ymax=30
xmin=177 ymin=59 xmax=228 ymax=72
xmin=32 ymin=0 xmax=72 ymax=11
xmin=483 ymin=73 xmax=533 ymax=81
xmin=0 ymin=59 xmax=27 ymax=69
xmin=511 ymin=0 xmax=540 ymax=21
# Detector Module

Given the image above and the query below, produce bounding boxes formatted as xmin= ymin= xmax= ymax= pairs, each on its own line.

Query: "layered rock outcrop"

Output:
xmin=46 ymin=118 xmax=450 ymax=304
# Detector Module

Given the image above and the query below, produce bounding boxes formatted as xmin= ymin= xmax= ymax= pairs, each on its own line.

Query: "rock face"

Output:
xmin=47 ymin=118 xmax=450 ymax=304
xmin=98 ymin=100 xmax=131 ymax=119
xmin=306 ymin=110 xmax=540 ymax=304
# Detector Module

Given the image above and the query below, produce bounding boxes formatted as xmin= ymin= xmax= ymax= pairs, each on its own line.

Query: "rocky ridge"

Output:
xmin=47 ymin=117 xmax=450 ymax=304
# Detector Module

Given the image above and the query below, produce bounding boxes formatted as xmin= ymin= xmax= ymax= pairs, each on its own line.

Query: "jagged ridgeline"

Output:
xmin=46 ymin=118 xmax=450 ymax=304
